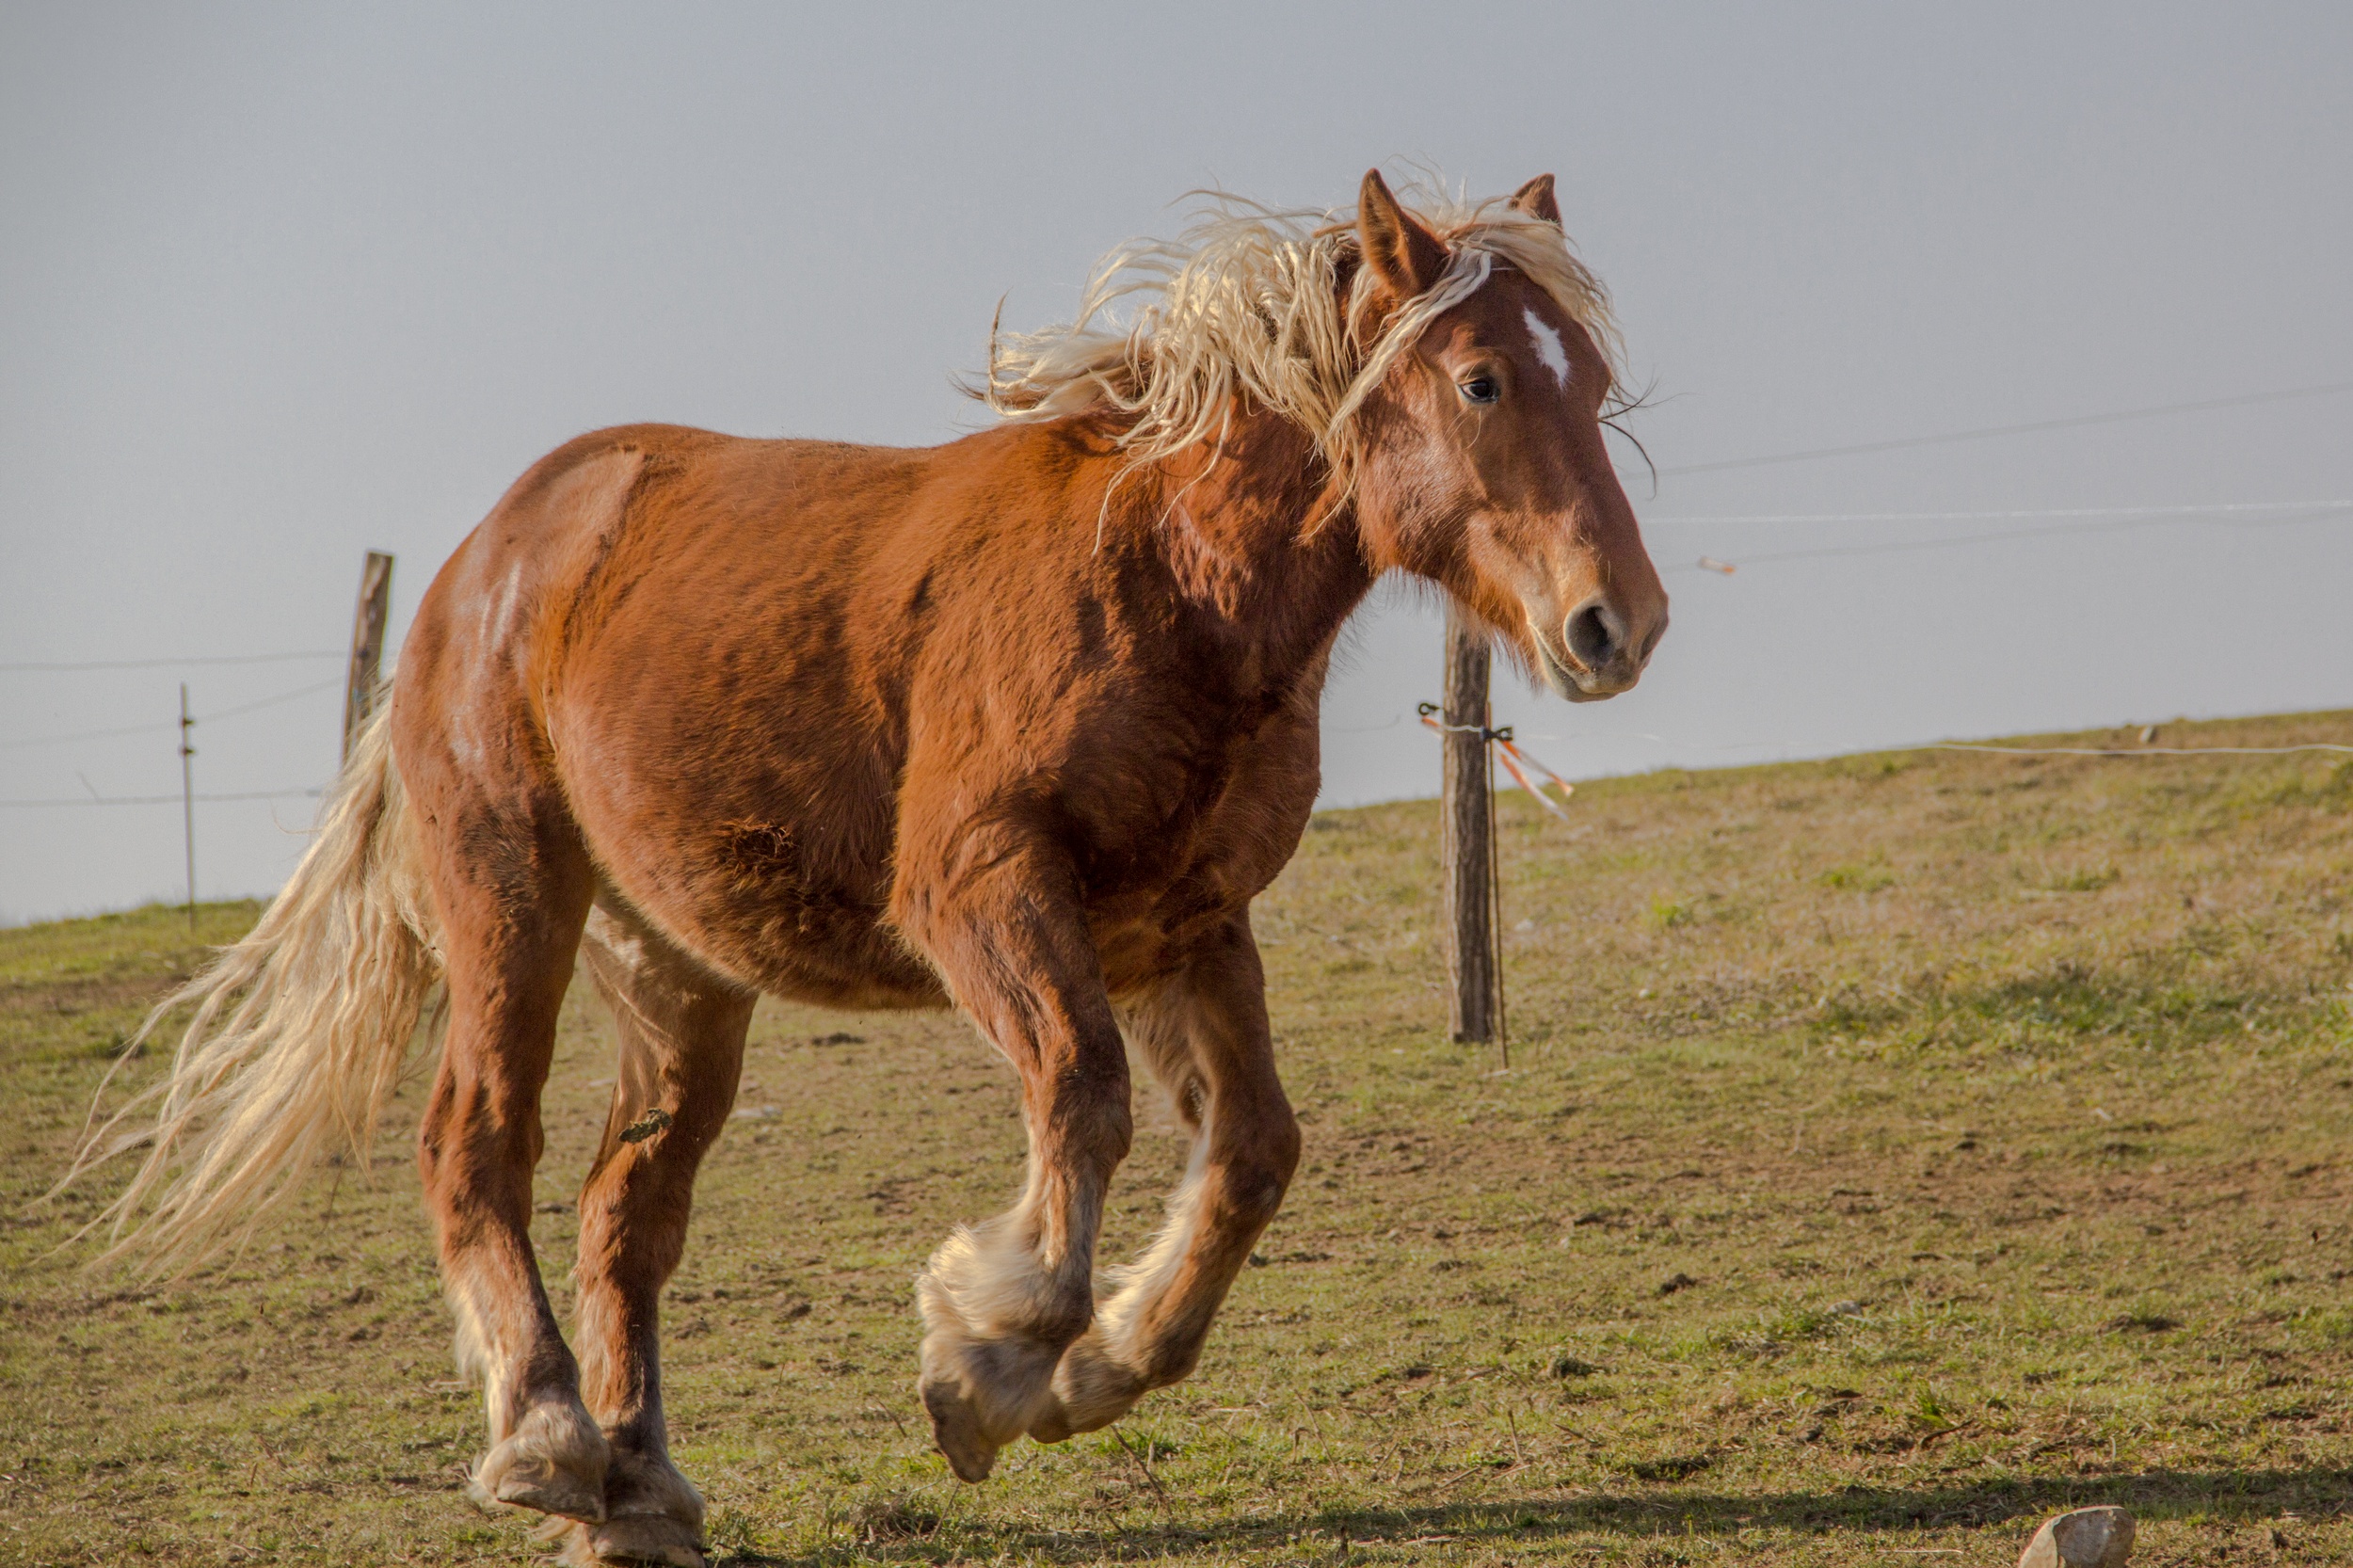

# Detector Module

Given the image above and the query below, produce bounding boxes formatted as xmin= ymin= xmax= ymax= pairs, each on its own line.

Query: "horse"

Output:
xmin=69 ymin=169 xmax=1667 ymax=1566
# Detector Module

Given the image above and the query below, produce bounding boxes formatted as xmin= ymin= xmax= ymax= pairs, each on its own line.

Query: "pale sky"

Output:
xmin=4 ymin=3 xmax=2349 ymax=923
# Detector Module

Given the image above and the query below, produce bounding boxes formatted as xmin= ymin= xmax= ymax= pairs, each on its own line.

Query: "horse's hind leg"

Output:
xmin=562 ymin=903 xmax=753 ymax=1568
xmin=411 ymin=812 xmax=608 ymax=1521
xmin=1030 ymin=914 xmax=1299 ymax=1441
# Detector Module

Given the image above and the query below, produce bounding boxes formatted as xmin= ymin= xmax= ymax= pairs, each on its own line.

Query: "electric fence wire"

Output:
xmin=0 ymin=650 xmax=342 ymax=673
xmin=1 ymin=677 xmax=345 ymax=753
xmin=1654 ymin=499 xmax=2353 ymax=573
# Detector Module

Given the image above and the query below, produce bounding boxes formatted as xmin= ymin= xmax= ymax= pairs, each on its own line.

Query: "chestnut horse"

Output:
xmin=74 ymin=170 xmax=1665 ymax=1565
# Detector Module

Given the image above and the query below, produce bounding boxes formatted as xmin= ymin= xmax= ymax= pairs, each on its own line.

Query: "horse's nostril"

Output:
xmin=1564 ymin=603 xmax=1616 ymax=669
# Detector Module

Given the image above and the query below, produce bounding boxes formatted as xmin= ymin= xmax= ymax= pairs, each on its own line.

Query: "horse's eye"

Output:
xmin=1458 ymin=375 xmax=1499 ymax=406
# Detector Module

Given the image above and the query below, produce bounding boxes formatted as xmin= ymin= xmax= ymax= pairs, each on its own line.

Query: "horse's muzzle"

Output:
xmin=1536 ymin=595 xmax=1665 ymax=702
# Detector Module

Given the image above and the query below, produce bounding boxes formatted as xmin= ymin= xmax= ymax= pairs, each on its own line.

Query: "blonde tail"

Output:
xmin=58 ymin=699 xmax=444 ymax=1275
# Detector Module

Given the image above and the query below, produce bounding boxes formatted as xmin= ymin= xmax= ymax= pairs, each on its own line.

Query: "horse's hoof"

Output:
xmin=470 ymin=1402 xmax=610 ymax=1522
xmin=485 ymin=1460 xmax=607 ymax=1522
xmin=1027 ymin=1400 xmax=1076 ymax=1445
xmin=920 ymin=1376 xmax=1000 ymax=1481
xmin=1033 ymin=1335 xmax=1147 ymax=1441
xmin=585 ymin=1514 xmax=709 ymax=1567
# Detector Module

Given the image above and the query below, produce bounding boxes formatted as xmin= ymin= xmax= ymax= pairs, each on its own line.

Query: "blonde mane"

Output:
xmin=977 ymin=181 xmax=1622 ymax=496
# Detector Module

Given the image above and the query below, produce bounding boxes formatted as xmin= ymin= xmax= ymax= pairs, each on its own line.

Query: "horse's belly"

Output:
xmin=723 ymin=913 xmax=946 ymax=1010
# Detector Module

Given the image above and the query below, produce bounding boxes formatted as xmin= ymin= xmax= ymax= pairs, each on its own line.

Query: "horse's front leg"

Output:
xmin=1030 ymin=912 xmax=1299 ymax=1442
xmin=894 ymin=829 xmax=1133 ymax=1481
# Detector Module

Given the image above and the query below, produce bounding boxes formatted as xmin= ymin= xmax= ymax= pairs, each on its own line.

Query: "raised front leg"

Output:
xmin=1031 ymin=914 xmax=1299 ymax=1441
xmin=892 ymin=824 xmax=1133 ymax=1481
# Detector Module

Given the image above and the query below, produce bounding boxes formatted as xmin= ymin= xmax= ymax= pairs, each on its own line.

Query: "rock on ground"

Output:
xmin=2018 ymin=1506 xmax=2135 ymax=1568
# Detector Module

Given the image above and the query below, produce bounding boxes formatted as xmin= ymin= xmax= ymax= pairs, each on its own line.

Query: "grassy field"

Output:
xmin=5 ymin=709 xmax=2351 ymax=1567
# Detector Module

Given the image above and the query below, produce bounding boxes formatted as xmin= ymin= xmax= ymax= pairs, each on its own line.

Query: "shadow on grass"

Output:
xmin=712 ymin=1467 xmax=2352 ymax=1563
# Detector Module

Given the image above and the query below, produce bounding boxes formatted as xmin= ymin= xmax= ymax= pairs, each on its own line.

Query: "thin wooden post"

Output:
xmin=343 ymin=551 xmax=393 ymax=762
xmin=179 ymin=681 xmax=197 ymax=926
xmin=1440 ymin=604 xmax=1496 ymax=1043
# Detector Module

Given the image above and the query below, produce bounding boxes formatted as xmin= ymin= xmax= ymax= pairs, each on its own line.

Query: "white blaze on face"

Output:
xmin=1523 ymin=306 xmax=1572 ymax=390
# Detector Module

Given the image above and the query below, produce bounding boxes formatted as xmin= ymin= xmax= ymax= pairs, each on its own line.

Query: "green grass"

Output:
xmin=5 ymin=710 xmax=2352 ymax=1565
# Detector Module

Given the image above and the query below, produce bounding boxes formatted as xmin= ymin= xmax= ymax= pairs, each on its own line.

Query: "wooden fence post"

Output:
xmin=343 ymin=552 xmax=393 ymax=763
xmin=1440 ymin=604 xmax=1496 ymax=1043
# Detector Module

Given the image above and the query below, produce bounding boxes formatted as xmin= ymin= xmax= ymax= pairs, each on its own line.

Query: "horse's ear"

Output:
xmin=1358 ymin=168 xmax=1449 ymax=300
xmin=1510 ymin=173 xmax=1561 ymax=228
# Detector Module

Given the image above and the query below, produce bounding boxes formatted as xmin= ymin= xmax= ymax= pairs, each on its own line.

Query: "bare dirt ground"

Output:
xmin=4 ymin=709 xmax=2349 ymax=1566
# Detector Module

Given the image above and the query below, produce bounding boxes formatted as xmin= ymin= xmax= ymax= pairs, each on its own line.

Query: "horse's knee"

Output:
xmin=1214 ymin=1163 xmax=1289 ymax=1235
xmin=1037 ymin=1049 xmax=1134 ymax=1170
xmin=1215 ymin=1103 xmax=1299 ymax=1232
xmin=1264 ymin=1102 xmax=1303 ymax=1180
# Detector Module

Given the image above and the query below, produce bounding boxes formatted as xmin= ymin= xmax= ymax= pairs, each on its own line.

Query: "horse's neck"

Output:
xmin=1133 ymin=410 xmax=1376 ymax=688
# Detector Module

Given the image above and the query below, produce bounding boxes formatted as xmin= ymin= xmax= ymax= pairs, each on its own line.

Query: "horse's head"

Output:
xmin=1348 ymin=171 xmax=1667 ymax=702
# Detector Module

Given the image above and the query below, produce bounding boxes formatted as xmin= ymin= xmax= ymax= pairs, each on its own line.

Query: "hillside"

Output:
xmin=4 ymin=709 xmax=2350 ymax=1566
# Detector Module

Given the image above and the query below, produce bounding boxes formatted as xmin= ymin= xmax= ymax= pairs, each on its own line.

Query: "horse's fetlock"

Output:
xmin=602 ymin=1443 xmax=706 ymax=1529
xmin=1028 ymin=1287 xmax=1096 ymax=1348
